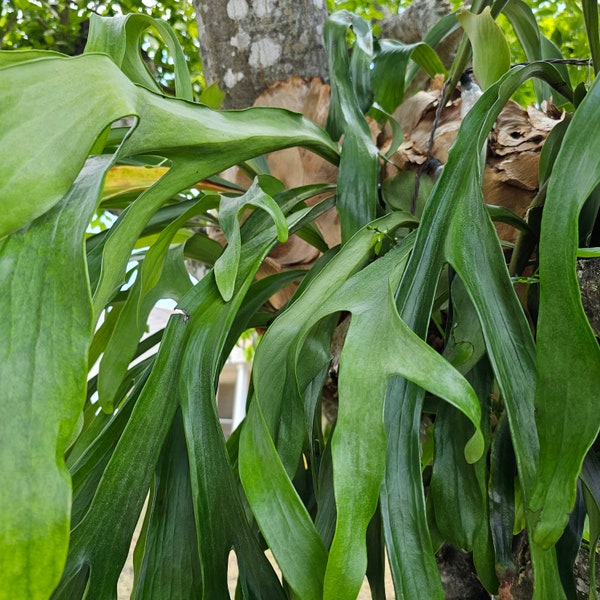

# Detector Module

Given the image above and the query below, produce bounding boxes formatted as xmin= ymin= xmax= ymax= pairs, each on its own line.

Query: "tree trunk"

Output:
xmin=192 ymin=0 xmax=329 ymax=108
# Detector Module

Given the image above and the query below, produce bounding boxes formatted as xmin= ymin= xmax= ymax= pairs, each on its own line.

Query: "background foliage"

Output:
xmin=0 ymin=0 xmax=203 ymax=94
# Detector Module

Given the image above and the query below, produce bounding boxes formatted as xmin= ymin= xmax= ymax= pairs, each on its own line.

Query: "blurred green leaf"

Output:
xmin=372 ymin=39 xmax=447 ymax=112
xmin=457 ymin=7 xmax=511 ymax=89
xmin=582 ymin=0 xmax=600 ymax=74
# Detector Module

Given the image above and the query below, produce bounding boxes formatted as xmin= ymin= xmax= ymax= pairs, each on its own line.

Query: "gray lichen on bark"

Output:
xmin=193 ymin=0 xmax=329 ymax=108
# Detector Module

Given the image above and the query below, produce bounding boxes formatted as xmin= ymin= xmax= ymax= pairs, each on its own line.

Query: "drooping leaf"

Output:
xmin=180 ymin=199 xmax=333 ymax=600
xmin=0 ymin=157 xmax=110 ymax=600
xmin=382 ymin=62 xmax=572 ymax=600
xmin=91 ymin=73 xmax=338 ymax=316
xmin=324 ymin=241 xmax=484 ymax=600
xmin=325 ymin=11 xmax=379 ymax=241
xmin=241 ymin=209 xmax=486 ymax=599
xmin=240 ymin=392 xmax=328 ymax=600
xmin=56 ymin=193 xmax=315 ymax=598
xmin=69 ymin=364 xmax=150 ymax=529
xmin=430 ymin=365 xmax=490 ymax=553
xmin=530 ymin=73 xmax=600 ymax=549
xmin=131 ymin=409 xmax=202 ymax=599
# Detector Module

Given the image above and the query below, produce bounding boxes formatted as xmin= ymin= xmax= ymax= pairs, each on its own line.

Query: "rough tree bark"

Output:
xmin=193 ymin=0 xmax=329 ymax=108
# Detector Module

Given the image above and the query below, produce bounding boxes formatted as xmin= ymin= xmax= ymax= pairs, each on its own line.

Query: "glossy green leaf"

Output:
xmin=215 ymin=176 xmax=287 ymax=302
xmin=97 ymin=245 xmax=192 ymax=410
xmin=383 ymin=62 xmax=572 ymax=600
xmin=0 ymin=55 xmax=135 ymax=239
xmin=530 ymin=73 xmax=600 ymax=549
xmin=69 ymin=365 xmax=149 ymax=529
xmin=372 ymin=39 xmax=447 ymax=113
xmin=469 ymin=361 xmax=498 ymax=593
xmin=487 ymin=204 xmax=534 ymax=236
xmin=502 ymin=0 xmax=541 ymax=61
xmin=430 ymin=367 xmax=490 ymax=553
xmin=240 ymin=210 xmax=485 ymax=599
xmin=241 ymin=214 xmax=411 ymax=597
xmin=131 ymin=409 xmax=202 ymax=599
xmin=180 ymin=199 xmax=332 ymax=600
xmin=540 ymin=35 xmax=571 ymax=107
xmin=54 ymin=317 xmax=203 ymax=599
xmin=348 ymin=11 xmax=374 ymax=114
xmin=436 ymin=276 xmax=492 ymax=570
xmin=457 ymin=8 xmax=511 ymax=89
xmin=325 ymin=11 xmax=379 ymax=241
xmin=139 ymin=194 xmax=219 ymax=304
xmin=240 ymin=392 xmax=328 ymax=600
xmin=58 ymin=191 xmax=307 ymax=597
xmin=324 ymin=242 xmax=484 ymax=600
xmin=0 ymin=157 xmax=110 ymax=599
xmin=382 ymin=377 xmax=446 ymax=598
xmin=85 ymin=13 xmax=193 ymax=100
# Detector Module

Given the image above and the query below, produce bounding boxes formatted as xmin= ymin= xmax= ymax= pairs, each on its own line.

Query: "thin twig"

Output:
xmin=411 ymin=76 xmax=451 ymax=213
